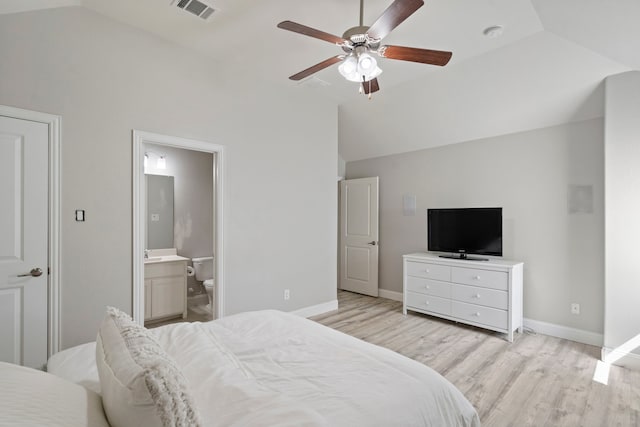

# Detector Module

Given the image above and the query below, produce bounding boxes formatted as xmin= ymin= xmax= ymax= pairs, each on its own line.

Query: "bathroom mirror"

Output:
xmin=146 ymin=174 xmax=174 ymax=249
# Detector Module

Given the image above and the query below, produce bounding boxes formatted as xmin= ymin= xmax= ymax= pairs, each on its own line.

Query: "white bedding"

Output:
xmin=49 ymin=310 xmax=480 ymax=427
xmin=0 ymin=361 xmax=109 ymax=427
xmin=47 ymin=341 xmax=100 ymax=394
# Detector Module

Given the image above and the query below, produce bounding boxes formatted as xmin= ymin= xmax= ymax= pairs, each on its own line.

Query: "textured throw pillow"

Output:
xmin=95 ymin=306 xmax=202 ymax=427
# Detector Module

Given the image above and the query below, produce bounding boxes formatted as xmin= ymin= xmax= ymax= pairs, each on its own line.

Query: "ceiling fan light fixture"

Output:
xmin=358 ymin=52 xmax=377 ymax=73
xmin=339 ymin=52 xmax=382 ymax=83
xmin=338 ymin=55 xmax=358 ymax=78
xmin=341 ymin=70 xmax=363 ymax=83
xmin=368 ymin=66 xmax=383 ymax=80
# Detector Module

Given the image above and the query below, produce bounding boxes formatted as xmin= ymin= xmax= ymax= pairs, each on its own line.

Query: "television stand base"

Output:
xmin=438 ymin=254 xmax=489 ymax=261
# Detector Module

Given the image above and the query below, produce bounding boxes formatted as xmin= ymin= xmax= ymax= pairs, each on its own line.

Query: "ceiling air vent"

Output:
xmin=172 ymin=0 xmax=216 ymax=21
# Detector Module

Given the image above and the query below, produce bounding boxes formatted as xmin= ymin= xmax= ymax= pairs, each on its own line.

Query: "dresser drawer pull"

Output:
xmin=425 ymin=269 xmax=430 ymax=273
xmin=475 ymin=293 xmax=481 ymax=299
xmin=474 ymin=275 xmax=481 ymax=280
xmin=425 ymin=285 xmax=430 ymax=290
xmin=474 ymin=312 xmax=481 ymax=317
xmin=425 ymin=300 xmax=430 ymax=305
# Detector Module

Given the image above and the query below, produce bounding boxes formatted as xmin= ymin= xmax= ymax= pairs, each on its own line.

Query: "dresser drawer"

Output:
xmin=451 ymin=283 xmax=508 ymax=310
xmin=145 ymin=261 xmax=185 ymax=279
xmin=406 ymin=261 xmax=450 ymax=281
xmin=451 ymin=266 xmax=508 ymax=290
xmin=406 ymin=276 xmax=451 ymax=298
xmin=406 ymin=292 xmax=451 ymax=316
xmin=452 ymin=301 xmax=508 ymax=330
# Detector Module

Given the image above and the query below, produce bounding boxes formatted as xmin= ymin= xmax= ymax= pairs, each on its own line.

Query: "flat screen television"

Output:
xmin=427 ymin=207 xmax=502 ymax=260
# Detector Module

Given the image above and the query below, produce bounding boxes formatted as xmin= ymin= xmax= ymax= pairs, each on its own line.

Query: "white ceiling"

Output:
xmin=2 ymin=0 xmax=638 ymax=160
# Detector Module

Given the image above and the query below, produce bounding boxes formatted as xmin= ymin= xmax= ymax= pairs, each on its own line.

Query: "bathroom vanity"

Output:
xmin=144 ymin=249 xmax=188 ymax=323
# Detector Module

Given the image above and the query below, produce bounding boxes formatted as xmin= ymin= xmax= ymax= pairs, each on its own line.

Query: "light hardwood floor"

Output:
xmin=311 ymin=291 xmax=640 ymax=427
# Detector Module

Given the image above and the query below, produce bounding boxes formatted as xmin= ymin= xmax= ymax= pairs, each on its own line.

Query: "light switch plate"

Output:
xmin=151 ymin=213 xmax=160 ymax=221
xmin=75 ymin=210 xmax=85 ymax=222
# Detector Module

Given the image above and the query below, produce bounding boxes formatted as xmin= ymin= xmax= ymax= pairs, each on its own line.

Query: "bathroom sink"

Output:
xmin=145 ymin=257 xmax=163 ymax=262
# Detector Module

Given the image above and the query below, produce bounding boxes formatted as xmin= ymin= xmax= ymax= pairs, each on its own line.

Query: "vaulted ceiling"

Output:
xmin=2 ymin=0 xmax=637 ymax=160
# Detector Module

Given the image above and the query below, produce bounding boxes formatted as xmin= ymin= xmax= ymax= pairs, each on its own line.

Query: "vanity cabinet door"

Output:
xmin=151 ymin=277 xmax=185 ymax=319
xmin=144 ymin=279 xmax=152 ymax=320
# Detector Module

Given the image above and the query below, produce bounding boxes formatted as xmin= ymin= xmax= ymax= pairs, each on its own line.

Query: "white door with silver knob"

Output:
xmin=339 ymin=177 xmax=379 ymax=297
xmin=0 ymin=115 xmax=48 ymax=369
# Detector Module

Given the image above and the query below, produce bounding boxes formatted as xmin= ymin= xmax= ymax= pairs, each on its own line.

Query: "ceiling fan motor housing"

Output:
xmin=341 ymin=25 xmax=381 ymax=52
xmin=342 ymin=25 xmax=369 ymax=41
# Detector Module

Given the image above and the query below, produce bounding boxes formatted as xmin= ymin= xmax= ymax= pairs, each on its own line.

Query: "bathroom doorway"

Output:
xmin=132 ymin=131 xmax=224 ymax=327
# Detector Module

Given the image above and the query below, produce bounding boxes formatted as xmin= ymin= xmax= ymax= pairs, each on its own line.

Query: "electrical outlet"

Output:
xmin=284 ymin=289 xmax=290 ymax=300
xmin=571 ymin=303 xmax=580 ymax=315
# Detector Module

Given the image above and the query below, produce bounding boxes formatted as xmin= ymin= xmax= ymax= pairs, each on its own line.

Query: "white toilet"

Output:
xmin=192 ymin=256 xmax=214 ymax=308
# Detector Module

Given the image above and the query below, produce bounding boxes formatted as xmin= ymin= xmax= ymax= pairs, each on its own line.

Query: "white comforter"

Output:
xmin=163 ymin=310 xmax=479 ymax=426
xmin=49 ymin=310 xmax=480 ymax=426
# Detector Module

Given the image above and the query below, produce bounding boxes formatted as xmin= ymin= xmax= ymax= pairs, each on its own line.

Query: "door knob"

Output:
xmin=18 ymin=268 xmax=43 ymax=277
xmin=367 ymin=241 xmax=377 ymax=246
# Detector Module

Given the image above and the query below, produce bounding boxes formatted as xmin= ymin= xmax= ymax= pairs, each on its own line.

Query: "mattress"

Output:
xmin=49 ymin=310 xmax=480 ymax=426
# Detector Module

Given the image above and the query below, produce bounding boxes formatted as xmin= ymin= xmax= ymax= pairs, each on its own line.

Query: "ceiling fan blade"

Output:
xmin=379 ymin=45 xmax=452 ymax=66
xmin=277 ymin=21 xmax=347 ymax=45
xmin=288 ymin=55 xmax=344 ymax=81
xmin=362 ymin=78 xmax=380 ymax=95
xmin=366 ymin=0 xmax=424 ymax=41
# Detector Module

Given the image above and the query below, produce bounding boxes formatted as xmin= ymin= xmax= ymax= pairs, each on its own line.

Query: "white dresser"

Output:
xmin=403 ymin=253 xmax=523 ymax=342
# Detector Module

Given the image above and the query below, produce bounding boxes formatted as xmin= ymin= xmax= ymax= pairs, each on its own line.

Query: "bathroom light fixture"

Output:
xmin=144 ymin=151 xmax=167 ymax=170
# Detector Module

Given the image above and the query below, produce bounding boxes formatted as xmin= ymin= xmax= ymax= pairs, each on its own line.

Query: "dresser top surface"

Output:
xmin=403 ymin=252 xmax=523 ymax=268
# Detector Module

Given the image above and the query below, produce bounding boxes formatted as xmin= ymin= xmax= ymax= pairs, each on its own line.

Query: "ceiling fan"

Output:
xmin=277 ymin=0 xmax=452 ymax=98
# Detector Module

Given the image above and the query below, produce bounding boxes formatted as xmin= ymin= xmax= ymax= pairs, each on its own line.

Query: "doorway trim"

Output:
xmin=0 ymin=104 xmax=61 ymax=357
xmin=132 ymin=130 xmax=224 ymax=325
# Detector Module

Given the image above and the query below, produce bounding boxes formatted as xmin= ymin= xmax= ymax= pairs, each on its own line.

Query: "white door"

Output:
xmin=0 ymin=115 xmax=49 ymax=369
xmin=339 ymin=177 xmax=379 ymax=297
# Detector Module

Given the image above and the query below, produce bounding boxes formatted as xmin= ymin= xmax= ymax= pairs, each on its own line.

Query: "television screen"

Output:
xmin=428 ymin=208 xmax=502 ymax=257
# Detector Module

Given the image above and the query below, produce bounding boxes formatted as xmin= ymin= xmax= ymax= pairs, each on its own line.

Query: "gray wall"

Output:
xmin=0 ymin=7 xmax=338 ymax=349
xmin=346 ymin=119 xmax=604 ymax=334
xmin=604 ymin=71 xmax=640 ymax=357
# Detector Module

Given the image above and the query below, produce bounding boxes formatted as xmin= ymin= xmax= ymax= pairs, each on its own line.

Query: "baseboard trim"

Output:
xmin=339 ymin=291 xmax=604 ymax=347
xmin=291 ymin=299 xmax=339 ymax=318
xmin=378 ymin=289 xmax=403 ymax=302
xmin=601 ymin=347 xmax=640 ymax=370
xmin=523 ymin=318 xmax=603 ymax=347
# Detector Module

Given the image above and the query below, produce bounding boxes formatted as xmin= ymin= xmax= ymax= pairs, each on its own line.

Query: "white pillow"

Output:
xmin=0 ymin=361 xmax=110 ymax=427
xmin=96 ymin=307 xmax=202 ymax=427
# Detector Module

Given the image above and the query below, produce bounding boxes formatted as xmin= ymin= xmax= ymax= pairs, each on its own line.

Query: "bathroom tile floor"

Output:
xmin=146 ymin=304 xmax=213 ymax=328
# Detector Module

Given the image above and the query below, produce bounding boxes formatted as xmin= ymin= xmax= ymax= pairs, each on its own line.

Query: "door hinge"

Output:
xmin=48 ymin=267 xmax=51 ymax=275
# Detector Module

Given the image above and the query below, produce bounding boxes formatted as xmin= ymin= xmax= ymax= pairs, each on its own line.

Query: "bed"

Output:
xmin=10 ymin=308 xmax=480 ymax=426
